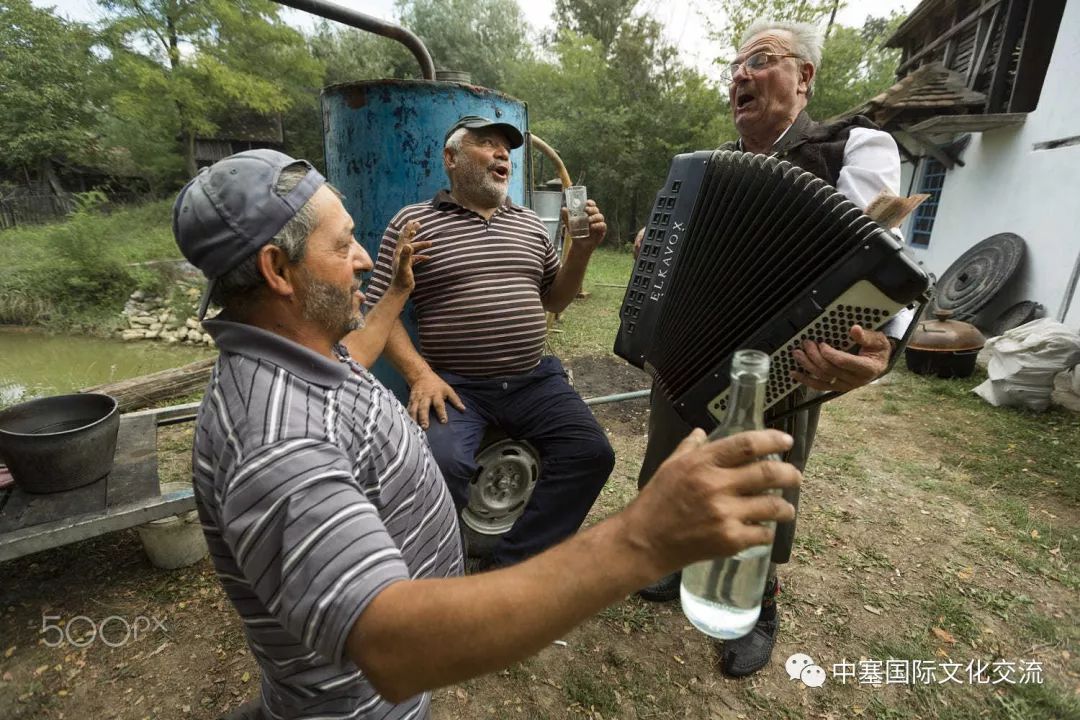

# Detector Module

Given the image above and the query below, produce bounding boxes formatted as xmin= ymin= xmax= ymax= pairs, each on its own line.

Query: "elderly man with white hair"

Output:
xmin=633 ymin=19 xmax=913 ymax=678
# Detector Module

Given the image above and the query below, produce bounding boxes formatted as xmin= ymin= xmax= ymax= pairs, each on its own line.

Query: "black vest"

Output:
xmin=720 ymin=110 xmax=881 ymax=186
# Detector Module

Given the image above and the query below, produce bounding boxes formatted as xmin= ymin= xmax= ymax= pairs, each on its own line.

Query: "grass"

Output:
xmin=562 ymin=670 xmax=619 ymax=715
xmin=546 ymin=246 xmax=635 ymax=357
xmin=460 ymin=250 xmax=1080 ymax=716
xmin=891 ymin=367 xmax=1080 ymax=504
xmin=597 ymin=596 xmax=659 ymax=634
xmin=6 ymin=208 xmax=1080 ymax=719
xmin=0 ymin=198 xmax=178 ymax=331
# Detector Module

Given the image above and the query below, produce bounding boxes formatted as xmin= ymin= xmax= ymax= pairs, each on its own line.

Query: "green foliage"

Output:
xmin=507 ymin=19 xmax=732 ymax=244
xmin=97 ymin=0 xmax=323 ymax=178
xmin=308 ymin=20 xmax=414 ymax=85
xmin=0 ymin=199 xmax=176 ymax=329
xmin=0 ymin=0 xmax=100 ymax=172
xmin=552 ymin=0 xmax=638 ymax=49
xmin=399 ymin=0 xmax=533 ymax=89
xmin=703 ymin=0 xmax=840 ymax=52
xmin=810 ymin=15 xmax=905 ymax=121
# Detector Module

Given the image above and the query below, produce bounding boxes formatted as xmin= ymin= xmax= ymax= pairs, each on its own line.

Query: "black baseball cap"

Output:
xmin=444 ymin=115 xmax=525 ymax=149
xmin=172 ymin=149 xmax=326 ymax=319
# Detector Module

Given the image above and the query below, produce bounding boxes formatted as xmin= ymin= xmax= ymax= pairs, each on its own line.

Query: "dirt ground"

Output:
xmin=1 ymin=355 xmax=1077 ymax=719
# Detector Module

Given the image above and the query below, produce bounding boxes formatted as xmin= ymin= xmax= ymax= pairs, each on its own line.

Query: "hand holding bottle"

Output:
xmin=618 ymin=427 xmax=799 ymax=582
xmin=681 ymin=349 xmax=788 ymax=638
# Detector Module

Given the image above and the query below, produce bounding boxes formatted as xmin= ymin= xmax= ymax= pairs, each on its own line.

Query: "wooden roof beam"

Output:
xmin=897 ymin=125 xmax=965 ymax=169
xmin=895 ymin=0 xmax=1003 ymax=76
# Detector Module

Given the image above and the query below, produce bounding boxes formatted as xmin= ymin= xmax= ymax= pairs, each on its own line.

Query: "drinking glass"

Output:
xmin=565 ymin=185 xmax=590 ymax=240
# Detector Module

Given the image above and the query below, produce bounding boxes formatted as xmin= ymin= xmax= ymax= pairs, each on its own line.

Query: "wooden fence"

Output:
xmin=0 ymin=194 xmax=75 ymax=231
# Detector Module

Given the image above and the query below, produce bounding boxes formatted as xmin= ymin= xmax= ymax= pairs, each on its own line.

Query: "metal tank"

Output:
xmin=321 ymin=80 xmax=530 ymax=400
xmin=273 ymin=1 xmax=541 ymax=557
xmin=532 ymin=178 xmax=565 ymax=255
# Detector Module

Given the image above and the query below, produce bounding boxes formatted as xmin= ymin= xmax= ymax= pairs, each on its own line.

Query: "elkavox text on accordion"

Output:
xmin=615 ymin=150 xmax=932 ymax=430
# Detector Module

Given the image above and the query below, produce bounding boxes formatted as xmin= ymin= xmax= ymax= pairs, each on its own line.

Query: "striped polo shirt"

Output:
xmin=193 ymin=318 xmax=462 ymax=719
xmin=365 ymin=190 xmax=560 ymax=377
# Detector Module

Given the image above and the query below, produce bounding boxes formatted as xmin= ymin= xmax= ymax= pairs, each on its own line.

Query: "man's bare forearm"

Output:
xmin=383 ymin=319 xmax=433 ymax=383
xmin=346 ymin=428 xmax=801 ymax=703
xmin=349 ymin=513 xmax=650 ymax=702
xmin=342 ymin=290 xmax=408 ymax=368
xmin=543 ymin=245 xmax=593 ymax=313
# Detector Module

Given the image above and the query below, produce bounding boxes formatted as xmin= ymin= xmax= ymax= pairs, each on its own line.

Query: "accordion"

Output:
xmin=615 ymin=150 xmax=932 ymax=430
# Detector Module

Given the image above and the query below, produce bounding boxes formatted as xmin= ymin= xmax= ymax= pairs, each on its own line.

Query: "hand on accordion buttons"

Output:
xmin=790 ymin=325 xmax=892 ymax=392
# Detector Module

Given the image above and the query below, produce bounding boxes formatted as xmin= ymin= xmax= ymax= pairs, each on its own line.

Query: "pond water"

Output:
xmin=0 ymin=327 xmax=216 ymax=408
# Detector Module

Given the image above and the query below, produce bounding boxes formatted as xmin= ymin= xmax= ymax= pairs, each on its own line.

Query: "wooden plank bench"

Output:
xmin=0 ymin=403 xmax=201 ymax=563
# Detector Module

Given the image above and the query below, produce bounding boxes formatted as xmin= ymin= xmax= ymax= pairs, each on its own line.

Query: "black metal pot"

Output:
xmin=0 ymin=393 xmax=120 ymax=494
xmin=904 ymin=347 xmax=981 ymax=379
xmin=905 ymin=309 xmax=986 ymax=379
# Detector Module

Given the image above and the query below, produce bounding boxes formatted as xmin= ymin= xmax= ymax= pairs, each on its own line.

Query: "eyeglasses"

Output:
xmin=719 ymin=51 xmax=802 ymax=84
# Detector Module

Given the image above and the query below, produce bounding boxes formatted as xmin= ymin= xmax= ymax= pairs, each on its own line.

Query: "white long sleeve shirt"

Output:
xmin=764 ymin=124 xmax=915 ymax=340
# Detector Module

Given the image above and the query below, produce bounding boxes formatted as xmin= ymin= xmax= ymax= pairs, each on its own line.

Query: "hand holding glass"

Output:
xmin=565 ymin=185 xmax=591 ymax=240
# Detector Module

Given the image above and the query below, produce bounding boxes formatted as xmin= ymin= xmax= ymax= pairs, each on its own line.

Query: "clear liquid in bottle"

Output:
xmin=680 ymin=349 xmax=779 ymax=639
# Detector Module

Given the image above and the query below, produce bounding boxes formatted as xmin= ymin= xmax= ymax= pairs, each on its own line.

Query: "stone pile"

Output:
xmin=118 ymin=287 xmax=214 ymax=346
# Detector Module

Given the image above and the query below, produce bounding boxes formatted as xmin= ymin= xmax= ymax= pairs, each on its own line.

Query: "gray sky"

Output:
xmin=34 ymin=0 xmax=912 ymax=78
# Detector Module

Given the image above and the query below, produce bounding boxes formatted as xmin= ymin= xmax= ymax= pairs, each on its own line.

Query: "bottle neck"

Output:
xmin=723 ymin=371 xmax=768 ymax=433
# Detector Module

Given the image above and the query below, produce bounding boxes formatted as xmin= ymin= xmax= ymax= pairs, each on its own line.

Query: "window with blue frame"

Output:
xmin=910 ymin=157 xmax=946 ymax=247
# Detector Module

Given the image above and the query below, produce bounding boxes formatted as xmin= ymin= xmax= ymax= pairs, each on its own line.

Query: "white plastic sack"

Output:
xmin=972 ymin=318 xmax=1080 ymax=411
xmin=1051 ymin=366 xmax=1080 ymax=413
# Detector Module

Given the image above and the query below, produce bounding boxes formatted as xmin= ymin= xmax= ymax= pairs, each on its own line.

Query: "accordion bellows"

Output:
xmin=615 ymin=150 xmax=931 ymax=430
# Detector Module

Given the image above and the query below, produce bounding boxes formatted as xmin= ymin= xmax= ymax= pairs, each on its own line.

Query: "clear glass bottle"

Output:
xmin=680 ymin=349 xmax=780 ymax=639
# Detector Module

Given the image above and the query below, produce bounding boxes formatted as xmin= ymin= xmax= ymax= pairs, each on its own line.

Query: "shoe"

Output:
xmin=719 ymin=577 xmax=780 ymax=677
xmin=636 ymin=570 xmax=680 ymax=602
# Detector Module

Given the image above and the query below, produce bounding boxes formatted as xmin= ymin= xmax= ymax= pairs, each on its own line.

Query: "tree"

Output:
xmin=552 ymin=0 xmax=638 ymax=50
xmin=0 ymin=1 xmax=100 ymax=187
xmin=307 ymin=20 xmax=414 ymax=86
xmin=97 ymin=0 xmax=322 ymax=177
xmin=703 ymin=0 xmax=840 ymax=54
xmin=397 ymin=0 xmax=533 ymax=90
xmin=507 ymin=15 xmax=730 ymax=244
xmin=809 ymin=14 xmax=903 ymax=122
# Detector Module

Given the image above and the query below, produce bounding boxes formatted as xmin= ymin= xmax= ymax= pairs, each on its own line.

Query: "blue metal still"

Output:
xmin=322 ymin=80 xmax=529 ymax=400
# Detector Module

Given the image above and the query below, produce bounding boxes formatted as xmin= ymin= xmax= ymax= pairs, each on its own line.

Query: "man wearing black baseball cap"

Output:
xmin=442 ymin=114 xmax=525 ymax=149
xmin=171 ymin=148 xmax=799 ymax=720
xmin=363 ymin=116 xmax=611 ymax=571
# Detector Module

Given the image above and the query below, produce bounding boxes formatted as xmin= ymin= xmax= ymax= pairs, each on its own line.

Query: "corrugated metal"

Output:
xmin=321 ymin=79 xmax=529 ymax=399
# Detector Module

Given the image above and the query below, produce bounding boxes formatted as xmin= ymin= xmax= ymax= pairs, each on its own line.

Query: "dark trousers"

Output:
xmin=425 ymin=356 xmax=615 ymax=566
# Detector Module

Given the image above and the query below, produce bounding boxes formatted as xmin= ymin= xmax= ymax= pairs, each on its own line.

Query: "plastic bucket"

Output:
xmin=136 ymin=482 xmax=207 ymax=569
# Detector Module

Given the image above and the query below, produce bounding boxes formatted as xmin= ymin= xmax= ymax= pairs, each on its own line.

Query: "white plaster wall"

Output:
xmin=904 ymin=0 xmax=1080 ymax=327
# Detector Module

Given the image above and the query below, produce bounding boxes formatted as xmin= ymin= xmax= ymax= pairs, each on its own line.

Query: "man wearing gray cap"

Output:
xmin=364 ymin=115 xmax=616 ymax=570
xmin=174 ymin=148 xmax=801 ymax=720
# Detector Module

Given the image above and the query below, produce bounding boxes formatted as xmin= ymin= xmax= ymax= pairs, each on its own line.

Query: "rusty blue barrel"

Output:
xmin=322 ymin=80 xmax=529 ymax=400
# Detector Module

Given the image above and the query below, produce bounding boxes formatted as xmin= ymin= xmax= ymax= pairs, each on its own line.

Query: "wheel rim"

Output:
xmin=461 ymin=439 xmax=539 ymax=535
